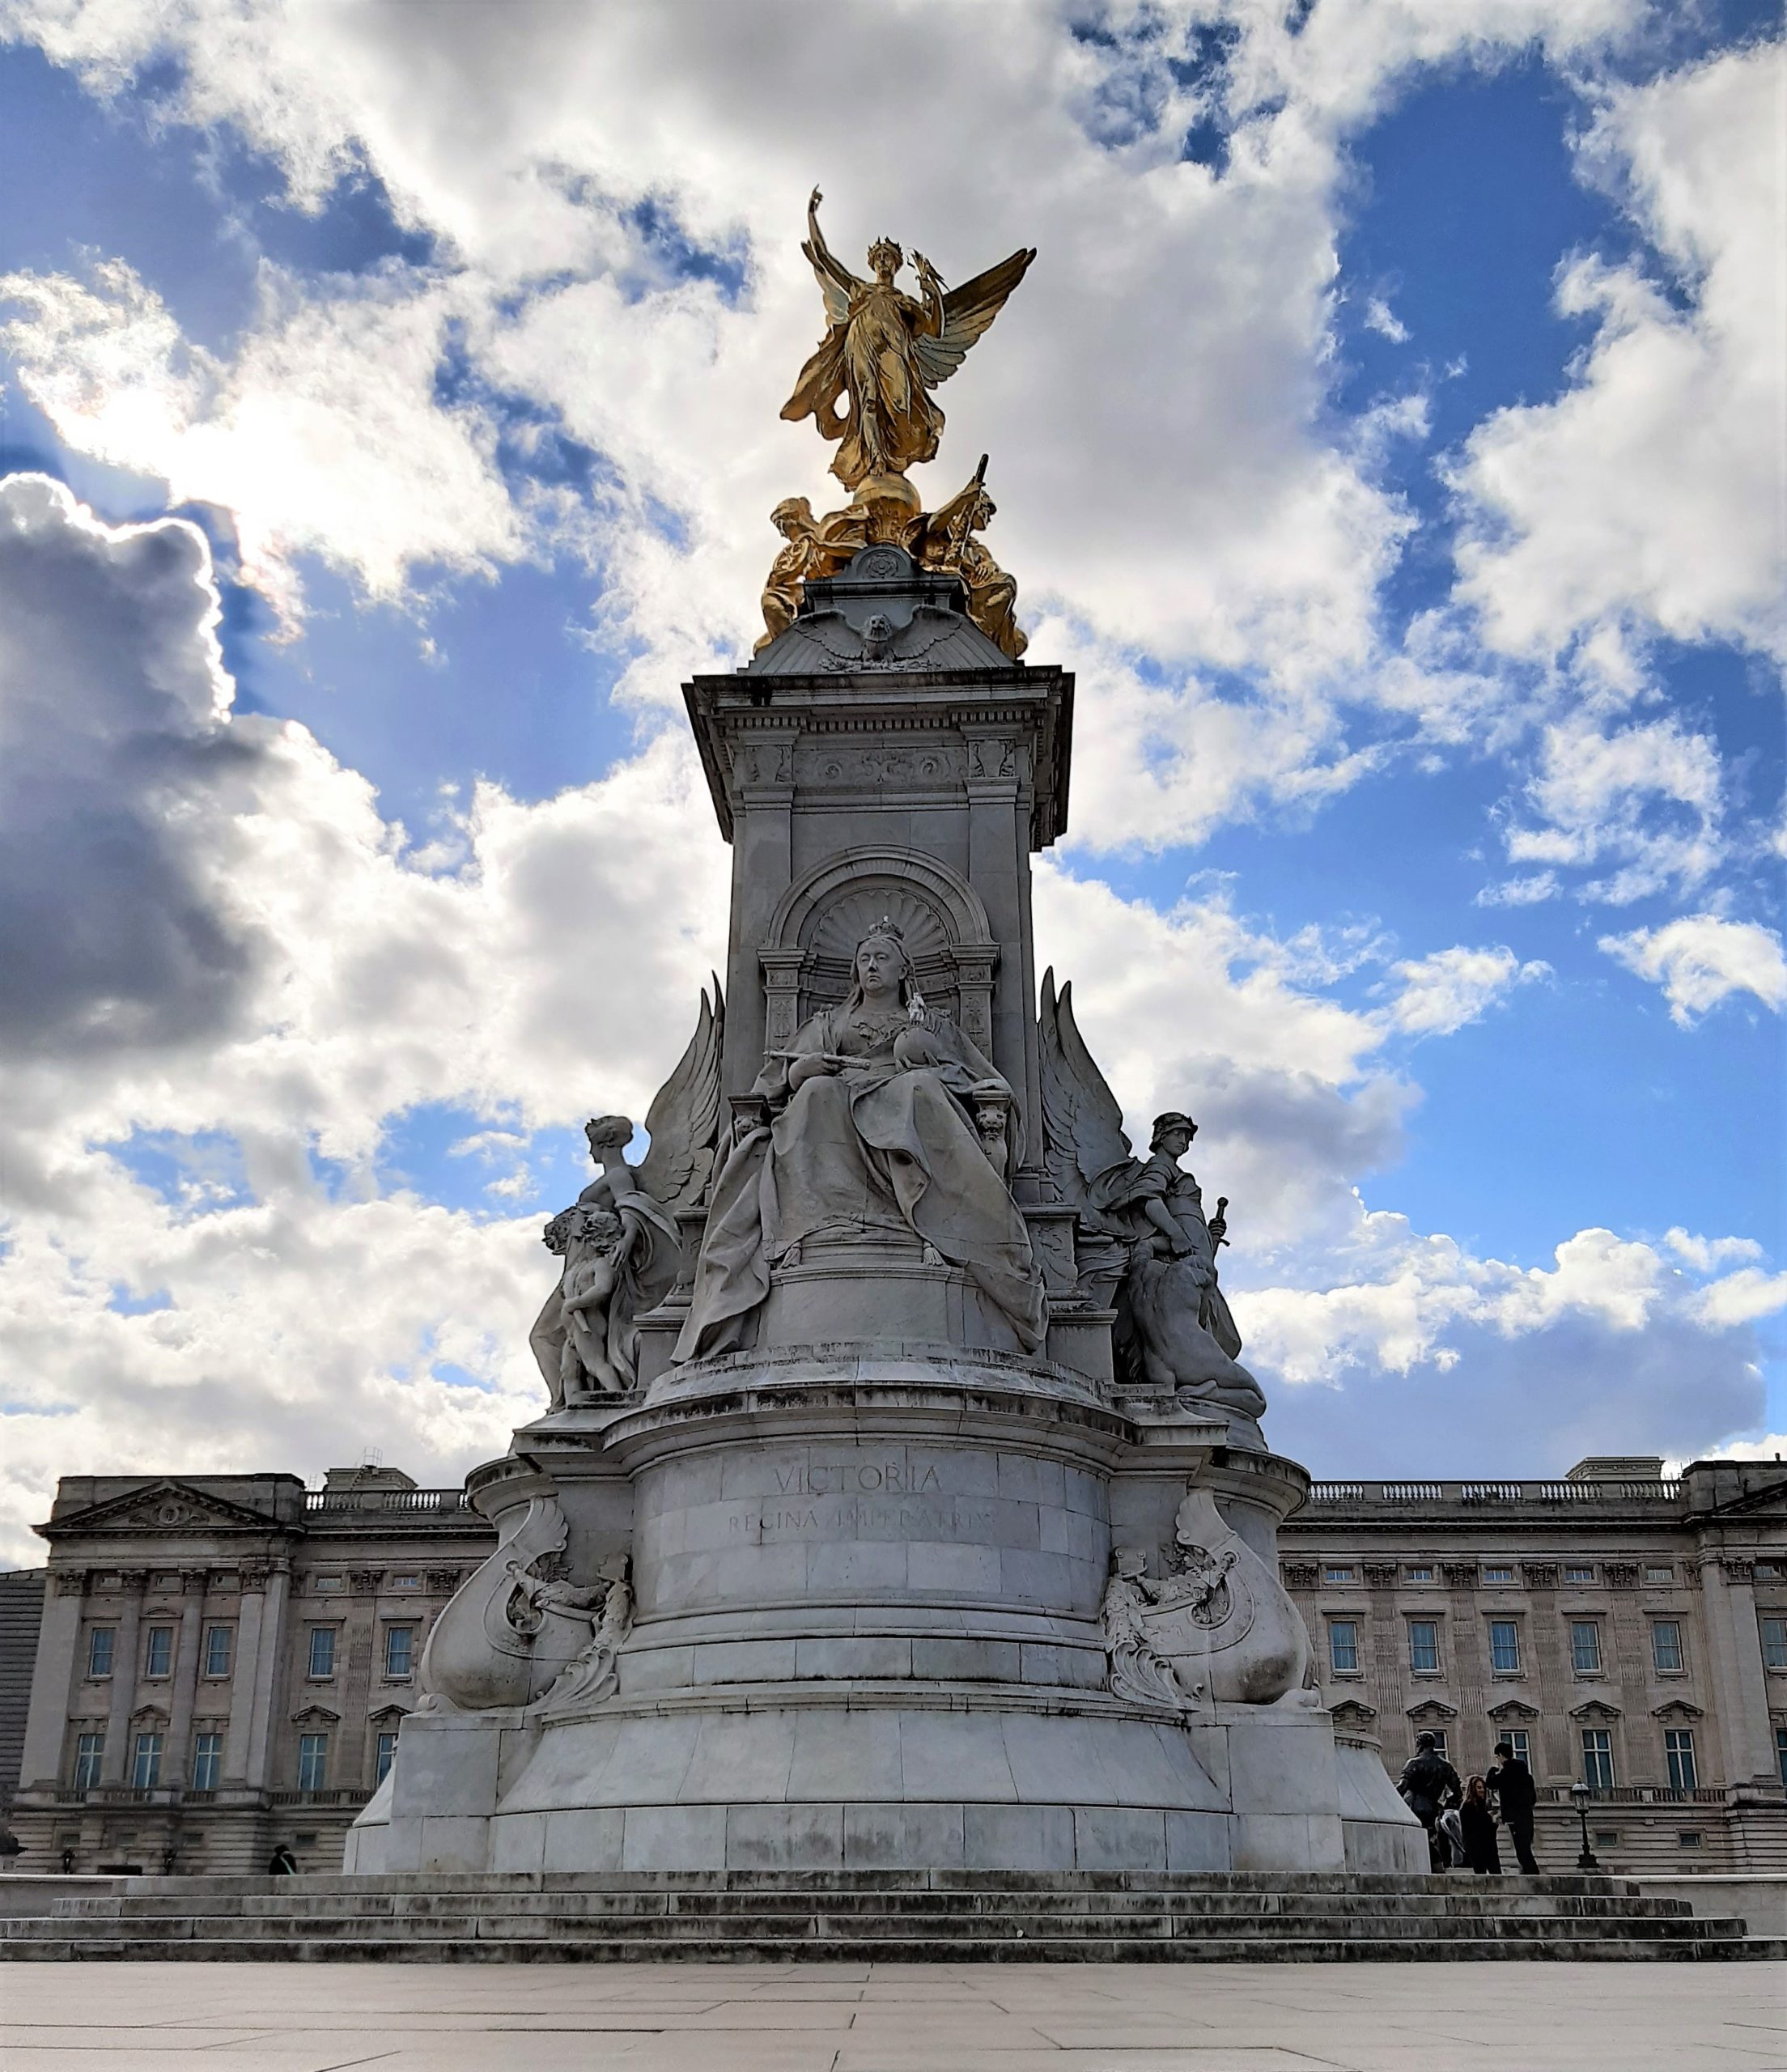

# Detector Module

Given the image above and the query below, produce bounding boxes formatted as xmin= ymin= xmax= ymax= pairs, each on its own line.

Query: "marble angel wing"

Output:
xmin=913 ymin=247 xmax=1037 ymax=387
xmin=635 ymin=979 xmax=725 ymax=1214
xmin=1038 ymin=967 xmax=1134 ymax=1212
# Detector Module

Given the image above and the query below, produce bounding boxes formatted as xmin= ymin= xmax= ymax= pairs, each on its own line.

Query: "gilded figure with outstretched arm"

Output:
xmin=781 ymin=188 xmax=1034 ymax=500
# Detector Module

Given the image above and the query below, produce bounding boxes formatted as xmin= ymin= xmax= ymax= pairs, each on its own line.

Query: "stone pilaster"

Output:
xmin=97 ymin=1574 xmax=144 ymax=1785
xmin=19 ymin=1568 xmax=87 ymax=1788
xmin=162 ymin=1575 xmax=207 ymax=1787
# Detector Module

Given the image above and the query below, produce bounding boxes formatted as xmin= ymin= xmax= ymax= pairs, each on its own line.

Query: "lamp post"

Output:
xmin=1568 ymin=1780 xmax=1599 ymax=1870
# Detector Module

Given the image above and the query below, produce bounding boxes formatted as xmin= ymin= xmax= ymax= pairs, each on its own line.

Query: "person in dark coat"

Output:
xmin=1486 ymin=1739 xmax=1541 ymax=1874
xmin=267 ymin=1844 xmax=299 ymax=1875
xmin=1458 ymin=1774 xmax=1502 ymax=1874
xmin=1397 ymin=1731 xmax=1463 ymax=1870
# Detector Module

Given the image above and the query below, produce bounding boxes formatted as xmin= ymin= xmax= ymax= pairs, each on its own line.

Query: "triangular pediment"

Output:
xmin=1486 ymin=1698 xmax=1541 ymax=1722
xmin=1569 ymin=1698 xmax=1622 ymax=1722
xmin=45 ymin=1480 xmax=281 ymax=1537
xmin=367 ymin=1703 xmax=410 ymax=1725
xmin=1702 ymin=1476 xmax=1787 ymax=1520
xmin=291 ymin=1704 xmax=341 ymax=1726
xmin=1406 ymin=1699 xmax=1458 ymax=1723
xmin=1330 ymin=1699 xmax=1378 ymax=1726
xmin=1650 ymin=1699 xmax=1704 ymax=1722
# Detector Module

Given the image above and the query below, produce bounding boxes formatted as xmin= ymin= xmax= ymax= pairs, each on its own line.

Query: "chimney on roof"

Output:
xmin=1565 ymin=1456 xmax=1664 ymax=1482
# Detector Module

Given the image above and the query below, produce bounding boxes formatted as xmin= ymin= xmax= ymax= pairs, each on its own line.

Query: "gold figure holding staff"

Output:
xmin=781 ymin=188 xmax=1034 ymax=510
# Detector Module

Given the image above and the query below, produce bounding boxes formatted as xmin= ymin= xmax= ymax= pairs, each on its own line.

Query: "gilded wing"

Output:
xmin=913 ymin=247 xmax=1036 ymax=388
xmin=802 ymin=236 xmax=862 ymax=330
xmin=635 ymin=980 xmax=725 ymax=1214
xmin=1038 ymin=968 xmax=1134 ymax=1211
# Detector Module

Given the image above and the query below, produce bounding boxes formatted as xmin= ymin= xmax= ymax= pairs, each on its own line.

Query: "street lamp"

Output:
xmin=1568 ymin=1780 xmax=1599 ymax=1870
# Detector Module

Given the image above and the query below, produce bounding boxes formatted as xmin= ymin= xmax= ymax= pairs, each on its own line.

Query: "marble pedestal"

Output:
xmin=347 ymin=1344 xmax=1420 ymax=1878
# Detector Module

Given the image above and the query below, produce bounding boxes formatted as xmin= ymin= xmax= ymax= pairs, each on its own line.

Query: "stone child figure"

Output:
xmin=676 ymin=920 xmax=1046 ymax=1361
xmin=530 ymin=1115 xmax=681 ymax=1404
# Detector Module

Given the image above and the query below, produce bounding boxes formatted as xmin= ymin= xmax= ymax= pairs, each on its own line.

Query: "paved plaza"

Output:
xmin=2 ymin=1959 xmax=1785 ymax=2071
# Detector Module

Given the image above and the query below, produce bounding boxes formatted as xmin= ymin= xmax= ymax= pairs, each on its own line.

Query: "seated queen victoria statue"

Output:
xmin=675 ymin=920 xmax=1047 ymax=1361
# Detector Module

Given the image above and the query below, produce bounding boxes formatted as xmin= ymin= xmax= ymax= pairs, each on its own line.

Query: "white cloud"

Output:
xmin=1450 ymin=40 xmax=1787 ymax=666
xmin=0 ymin=479 xmax=729 ymax=1563
xmin=1664 ymin=1227 xmax=1764 ymax=1273
xmin=1379 ymin=944 xmax=1549 ymax=1038
xmin=0 ymin=258 xmax=531 ymax=622
xmin=1599 ymin=911 xmax=1787 ymax=1023
xmin=1692 ymin=1268 xmax=1787 ymax=1329
xmin=1500 ymin=711 xmax=1724 ymax=904
xmin=1475 ymin=871 xmax=1559 ymax=907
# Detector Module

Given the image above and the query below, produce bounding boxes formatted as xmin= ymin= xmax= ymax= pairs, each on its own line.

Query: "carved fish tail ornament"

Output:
xmin=1135 ymin=1485 xmax=1311 ymax=1706
xmin=416 ymin=1493 xmax=571 ymax=1713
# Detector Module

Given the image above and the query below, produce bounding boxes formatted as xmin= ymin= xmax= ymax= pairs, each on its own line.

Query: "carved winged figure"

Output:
xmin=1038 ymin=970 xmax=1267 ymax=1440
xmin=782 ymin=188 xmax=1034 ymax=499
xmin=528 ymin=983 xmax=724 ymax=1403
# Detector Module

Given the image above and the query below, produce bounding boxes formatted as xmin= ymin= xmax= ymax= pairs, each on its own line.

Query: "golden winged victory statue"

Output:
xmin=759 ymin=189 xmax=1036 ymax=659
xmin=782 ymin=188 xmax=1033 ymax=508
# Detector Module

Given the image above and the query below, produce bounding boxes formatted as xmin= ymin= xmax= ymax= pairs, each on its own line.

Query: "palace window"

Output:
xmin=1407 ymin=1620 xmax=1441 ymax=1674
xmin=71 ymin=1731 xmax=104 ymax=1790
xmin=1645 ymin=1565 xmax=1673 ymax=1584
xmin=1776 ymin=1725 xmax=1787 ymax=1789
xmin=1482 ymin=1565 xmax=1514 ymax=1584
xmin=1405 ymin=1566 xmax=1433 ymax=1583
xmin=383 ymin=1626 xmax=414 ymax=1679
xmin=1327 ymin=1620 xmax=1360 ymax=1675
xmin=1563 ymin=1565 xmax=1596 ymax=1585
xmin=1581 ymin=1728 xmax=1615 ymax=1791
xmin=131 ymin=1732 xmax=163 ymax=1790
xmin=143 ymin=1626 xmax=172 ymax=1679
xmin=203 ymin=1625 xmax=232 ymax=1677
xmin=190 ymin=1733 xmax=222 ymax=1791
xmin=296 ymin=1733 xmax=329 ymax=1793
xmin=1501 ymin=1728 xmax=1531 ymax=1768
xmin=376 ymin=1731 xmax=399 ymax=1784
xmin=308 ymin=1627 xmax=337 ymax=1679
xmin=1664 ymin=1728 xmax=1697 ymax=1792
xmin=1322 ymin=1565 xmax=1355 ymax=1584
xmin=1761 ymin=1616 xmax=1787 ymax=1671
xmin=87 ymin=1628 xmax=115 ymax=1679
xmin=1488 ymin=1620 xmax=1521 ymax=1674
xmin=1678 ymin=1831 xmax=1702 ymax=1848
xmin=1569 ymin=1621 xmax=1603 ymax=1675
xmin=1651 ymin=1620 xmax=1685 ymax=1674
xmin=390 ymin=1574 xmax=420 ymax=1590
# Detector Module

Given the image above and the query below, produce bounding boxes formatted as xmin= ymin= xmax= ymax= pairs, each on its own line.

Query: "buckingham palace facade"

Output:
xmin=4 ymin=1453 xmax=1785 ymax=1878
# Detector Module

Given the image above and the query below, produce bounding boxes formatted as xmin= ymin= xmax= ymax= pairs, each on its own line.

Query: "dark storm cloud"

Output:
xmin=0 ymin=475 xmax=270 ymax=1055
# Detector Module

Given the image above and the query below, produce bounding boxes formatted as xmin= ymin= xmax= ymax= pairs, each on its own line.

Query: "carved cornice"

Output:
xmin=1719 ymin=1555 xmax=1756 ymax=1583
xmin=425 ymin=1569 xmax=463 ymax=1595
xmin=347 ymin=1569 xmax=385 ymax=1597
xmin=50 ymin=1568 xmax=88 ymax=1599
xmin=1603 ymin=1561 xmax=1641 ymax=1588
xmin=1330 ymin=1699 xmax=1378 ymax=1726
xmin=1440 ymin=1562 xmax=1479 ymax=1590
xmin=1361 ymin=1562 xmax=1400 ymax=1590
xmin=180 ymin=1568 xmax=210 ymax=1594
xmin=1280 ymin=1562 xmax=1318 ymax=1590
xmin=1522 ymin=1563 xmax=1559 ymax=1590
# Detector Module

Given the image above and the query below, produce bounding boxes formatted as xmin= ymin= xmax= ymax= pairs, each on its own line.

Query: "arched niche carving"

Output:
xmin=761 ymin=848 xmax=1000 ymax=1052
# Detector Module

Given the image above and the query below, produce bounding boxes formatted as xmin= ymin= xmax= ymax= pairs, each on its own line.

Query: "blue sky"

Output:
xmin=0 ymin=1 xmax=1781 ymax=1557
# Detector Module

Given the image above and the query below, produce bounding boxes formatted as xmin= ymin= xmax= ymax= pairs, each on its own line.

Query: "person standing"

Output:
xmin=1487 ymin=1739 xmax=1541 ymax=1874
xmin=1397 ymin=1731 xmax=1463 ymax=1870
xmin=1458 ymin=1775 xmax=1503 ymax=1874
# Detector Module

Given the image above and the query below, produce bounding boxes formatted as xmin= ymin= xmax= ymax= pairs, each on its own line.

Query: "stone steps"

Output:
xmin=2 ymin=1870 xmax=1778 ymax=1961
